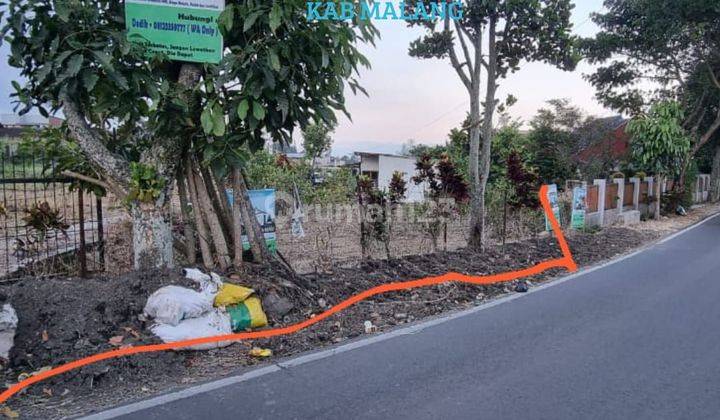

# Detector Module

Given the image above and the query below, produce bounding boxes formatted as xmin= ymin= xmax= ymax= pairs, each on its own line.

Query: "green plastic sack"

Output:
xmin=227 ymin=297 xmax=268 ymax=332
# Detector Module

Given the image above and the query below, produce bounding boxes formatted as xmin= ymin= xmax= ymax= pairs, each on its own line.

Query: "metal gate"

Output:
xmin=0 ymin=150 xmax=105 ymax=280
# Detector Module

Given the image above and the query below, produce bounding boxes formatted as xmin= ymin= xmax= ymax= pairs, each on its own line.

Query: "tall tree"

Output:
xmin=408 ymin=0 xmax=577 ymax=249
xmin=1 ymin=1 xmax=377 ymax=269
xmin=302 ymin=122 xmax=335 ymax=173
xmin=583 ymin=0 xmax=720 ymax=186
xmin=528 ymin=99 xmax=583 ymax=184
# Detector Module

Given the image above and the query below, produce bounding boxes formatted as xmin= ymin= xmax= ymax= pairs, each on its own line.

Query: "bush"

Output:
xmin=244 ymin=150 xmax=356 ymax=206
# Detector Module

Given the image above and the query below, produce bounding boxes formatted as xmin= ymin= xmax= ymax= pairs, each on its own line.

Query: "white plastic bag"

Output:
xmin=144 ymin=286 xmax=213 ymax=326
xmin=182 ymin=268 xmax=223 ymax=297
xmin=0 ymin=304 xmax=18 ymax=360
xmin=151 ymin=309 xmax=233 ymax=351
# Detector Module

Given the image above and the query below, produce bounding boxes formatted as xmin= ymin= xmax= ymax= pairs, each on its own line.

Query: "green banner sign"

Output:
xmin=125 ymin=0 xmax=224 ymax=64
xmin=571 ymin=186 xmax=587 ymax=229
xmin=544 ymin=184 xmax=561 ymax=231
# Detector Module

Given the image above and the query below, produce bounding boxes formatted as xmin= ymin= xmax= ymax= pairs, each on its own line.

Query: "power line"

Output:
xmin=408 ymin=99 xmax=468 ymax=140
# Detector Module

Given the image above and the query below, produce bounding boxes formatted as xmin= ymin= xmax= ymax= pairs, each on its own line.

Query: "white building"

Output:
xmin=355 ymin=152 xmax=426 ymax=202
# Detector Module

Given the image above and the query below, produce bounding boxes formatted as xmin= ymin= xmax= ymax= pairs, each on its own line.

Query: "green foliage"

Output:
xmin=582 ymin=0 xmax=720 ymax=114
xmin=627 ymin=101 xmax=692 ymax=176
xmin=302 ymin=123 xmax=335 ymax=162
xmin=490 ymin=124 xmax=532 ymax=185
xmin=356 ymin=174 xmax=391 ymax=256
xmin=408 ymin=0 xmax=578 ymax=77
xmin=22 ymin=202 xmax=69 ymax=241
xmin=19 ymin=127 xmax=107 ymax=196
xmin=243 ymin=150 xmax=356 ymax=205
xmin=527 ymin=100 xmax=578 ymax=185
xmin=388 ymin=171 xmax=407 ymax=205
xmin=1 ymin=0 xmax=378 ymax=183
xmin=127 ymin=163 xmax=166 ymax=204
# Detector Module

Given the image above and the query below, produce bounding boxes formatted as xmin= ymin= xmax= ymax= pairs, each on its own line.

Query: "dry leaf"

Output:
xmin=41 ymin=330 xmax=48 ymax=342
xmin=249 ymin=347 xmax=272 ymax=358
xmin=108 ymin=336 xmax=124 ymax=346
xmin=123 ymin=327 xmax=140 ymax=339
xmin=42 ymin=387 xmax=53 ymax=397
xmin=17 ymin=366 xmax=52 ymax=382
xmin=0 ymin=405 xmax=19 ymax=418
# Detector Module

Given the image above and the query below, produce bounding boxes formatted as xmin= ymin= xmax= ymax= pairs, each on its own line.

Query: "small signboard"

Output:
xmin=544 ymin=184 xmax=561 ymax=231
xmin=125 ymin=0 xmax=224 ymax=64
xmin=226 ymin=189 xmax=277 ymax=252
xmin=571 ymin=186 xmax=587 ymax=229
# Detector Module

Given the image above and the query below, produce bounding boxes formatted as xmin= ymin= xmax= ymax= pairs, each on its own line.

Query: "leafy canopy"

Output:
xmin=582 ymin=0 xmax=720 ymax=114
xmin=1 ymin=0 xmax=378 ymax=176
xmin=408 ymin=0 xmax=579 ymax=79
xmin=302 ymin=123 xmax=335 ymax=161
xmin=627 ymin=101 xmax=691 ymax=176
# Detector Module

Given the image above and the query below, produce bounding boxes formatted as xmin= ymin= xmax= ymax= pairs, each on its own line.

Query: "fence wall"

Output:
xmin=0 ymin=150 xmax=105 ymax=279
xmin=581 ymin=174 xmax=712 ymax=228
xmin=275 ymin=205 xmax=470 ymax=274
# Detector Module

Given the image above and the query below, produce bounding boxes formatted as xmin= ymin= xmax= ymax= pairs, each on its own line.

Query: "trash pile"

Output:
xmin=143 ymin=268 xmax=268 ymax=351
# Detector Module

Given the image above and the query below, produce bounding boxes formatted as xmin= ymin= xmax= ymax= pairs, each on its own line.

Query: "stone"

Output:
xmin=263 ymin=292 xmax=294 ymax=318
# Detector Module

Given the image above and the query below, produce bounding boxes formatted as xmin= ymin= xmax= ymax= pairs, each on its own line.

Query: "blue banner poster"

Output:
xmin=226 ymin=189 xmax=277 ymax=252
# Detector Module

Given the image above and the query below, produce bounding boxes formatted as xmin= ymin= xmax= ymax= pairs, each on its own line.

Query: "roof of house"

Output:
xmin=0 ymin=114 xmax=64 ymax=129
xmin=0 ymin=127 xmax=28 ymax=138
xmin=576 ymin=120 xmax=631 ymax=163
xmin=354 ymin=151 xmax=416 ymax=159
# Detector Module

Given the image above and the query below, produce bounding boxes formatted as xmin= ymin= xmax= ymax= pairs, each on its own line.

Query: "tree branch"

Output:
xmin=454 ymin=20 xmax=474 ymax=77
xmin=693 ymin=107 xmax=720 ymax=155
xmin=708 ymin=63 xmax=720 ymax=90
xmin=61 ymin=170 xmax=112 ymax=191
xmin=473 ymin=23 xmax=484 ymax=87
xmin=444 ymin=16 xmax=471 ymax=91
xmin=683 ymin=91 xmax=708 ymax=130
xmin=60 ymin=93 xmax=130 ymax=194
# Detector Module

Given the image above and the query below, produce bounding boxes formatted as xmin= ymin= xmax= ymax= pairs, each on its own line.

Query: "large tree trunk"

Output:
xmin=711 ymin=144 xmax=720 ymax=202
xmin=177 ymin=175 xmax=197 ymax=264
xmin=467 ymin=98 xmax=483 ymax=249
xmin=468 ymin=18 xmax=497 ymax=250
xmin=231 ymin=168 xmax=245 ymax=267
xmin=186 ymin=161 xmax=214 ymax=267
xmin=199 ymin=166 xmax=233 ymax=246
xmin=654 ymin=175 xmax=662 ymax=221
xmin=191 ymin=162 xmax=231 ymax=270
xmin=131 ymin=202 xmax=173 ymax=270
xmin=236 ymin=168 xmax=273 ymax=263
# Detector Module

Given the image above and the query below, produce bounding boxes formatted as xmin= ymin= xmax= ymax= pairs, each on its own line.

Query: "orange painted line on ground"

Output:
xmin=0 ymin=185 xmax=577 ymax=404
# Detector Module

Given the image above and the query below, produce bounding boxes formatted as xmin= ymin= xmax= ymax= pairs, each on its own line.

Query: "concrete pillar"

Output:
xmin=646 ymin=176 xmax=654 ymax=198
xmin=629 ymin=177 xmax=641 ymax=210
xmin=594 ymin=179 xmax=606 ymax=226
xmin=613 ymin=178 xmax=624 ymax=214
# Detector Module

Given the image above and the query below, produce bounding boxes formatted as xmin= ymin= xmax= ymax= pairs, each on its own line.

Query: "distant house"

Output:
xmin=355 ymin=151 xmax=425 ymax=202
xmin=0 ymin=114 xmax=63 ymax=155
xmin=575 ymin=119 xmax=630 ymax=172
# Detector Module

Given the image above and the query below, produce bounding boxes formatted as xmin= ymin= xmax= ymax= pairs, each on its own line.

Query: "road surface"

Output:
xmin=93 ymin=214 xmax=720 ymax=419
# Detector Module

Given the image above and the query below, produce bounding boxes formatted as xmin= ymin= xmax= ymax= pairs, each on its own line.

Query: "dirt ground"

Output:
xmin=0 ymin=204 xmax=716 ymax=419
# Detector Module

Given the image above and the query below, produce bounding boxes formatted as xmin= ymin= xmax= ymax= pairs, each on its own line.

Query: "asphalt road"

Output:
xmin=97 ymin=215 xmax=720 ymax=420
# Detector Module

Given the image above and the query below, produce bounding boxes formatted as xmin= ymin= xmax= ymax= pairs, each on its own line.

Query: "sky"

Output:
xmin=0 ymin=0 xmax=610 ymax=157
